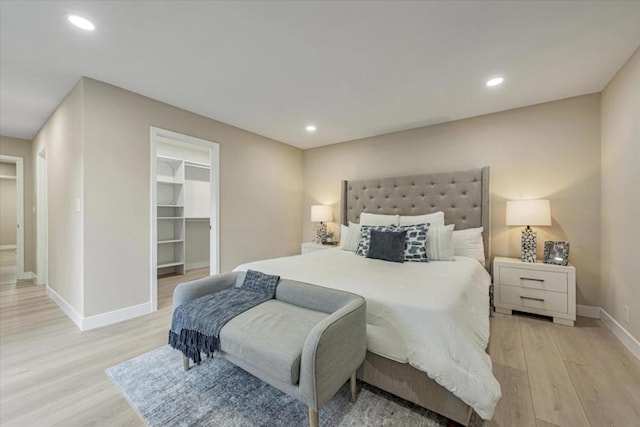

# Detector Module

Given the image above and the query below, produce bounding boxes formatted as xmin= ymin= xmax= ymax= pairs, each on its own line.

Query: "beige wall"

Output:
xmin=0 ymin=162 xmax=17 ymax=175
xmin=31 ymin=80 xmax=85 ymax=314
xmin=81 ymin=78 xmax=303 ymax=316
xmin=304 ymin=94 xmax=601 ymax=306
xmin=0 ymin=164 xmax=17 ymax=246
xmin=26 ymin=77 xmax=303 ymax=319
xmin=0 ymin=136 xmax=34 ymax=271
xmin=601 ymin=48 xmax=640 ymax=340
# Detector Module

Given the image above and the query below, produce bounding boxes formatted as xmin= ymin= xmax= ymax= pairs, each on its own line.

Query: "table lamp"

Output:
xmin=506 ymin=199 xmax=551 ymax=262
xmin=311 ymin=205 xmax=332 ymax=244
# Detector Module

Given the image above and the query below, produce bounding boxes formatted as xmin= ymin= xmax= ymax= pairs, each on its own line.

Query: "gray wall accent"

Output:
xmin=340 ymin=167 xmax=490 ymax=268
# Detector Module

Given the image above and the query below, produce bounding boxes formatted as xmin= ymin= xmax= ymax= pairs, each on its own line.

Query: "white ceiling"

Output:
xmin=1 ymin=1 xmax=639 ymax=149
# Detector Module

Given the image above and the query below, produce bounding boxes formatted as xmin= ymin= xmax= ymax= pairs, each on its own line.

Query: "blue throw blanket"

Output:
xmin=169 ymin=270 xmax=280 ymax=364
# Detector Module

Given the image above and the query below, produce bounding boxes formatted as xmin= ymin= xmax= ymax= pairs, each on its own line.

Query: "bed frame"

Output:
xmin=341 ymin=166 xmax=490 ymax=426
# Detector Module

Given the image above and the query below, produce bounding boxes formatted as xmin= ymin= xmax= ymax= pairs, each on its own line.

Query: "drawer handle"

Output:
xmin=520 ymin=277 xmax=544 ymax=282
xmin=520 ymin=296 xmax=545 ymax=302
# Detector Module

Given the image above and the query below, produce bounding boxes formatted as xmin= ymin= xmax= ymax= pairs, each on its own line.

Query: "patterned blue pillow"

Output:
xmin=356 ymin=225 xmax=397 ymax=257
xmin=398 ymin=223 xmax=429 ymax=262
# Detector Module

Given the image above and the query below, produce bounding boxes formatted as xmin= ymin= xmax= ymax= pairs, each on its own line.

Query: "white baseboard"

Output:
xmin=82 ymin=301 xmax=152 ymax=331
xmin=185 ymin=261 xmax=210 ymax=271
xmin=0 ymin=244 xmax=17 ymax=250
xmin=577 ymin=304 xmax=601 ymax=319
xmin=17 ymin=271 xmax=36 ymax=281
xmin=46 ymin=286 xmax=83 ymax=330
xmin=46 ymin=286 xmax=152 ymax=331
xmin=576 ymin=304 xmax=638 ymax=360
xmin=600 ymin=308 xmax=640 ymax=361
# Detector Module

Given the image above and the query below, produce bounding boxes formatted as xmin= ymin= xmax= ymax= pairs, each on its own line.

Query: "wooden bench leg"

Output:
xmin=183 ymin=356 xmax=190 ymax=371
xmin=350 ymin=371 xmax=357 ymax=403
xmin=308 ymin=407 xmax=318 ymax=427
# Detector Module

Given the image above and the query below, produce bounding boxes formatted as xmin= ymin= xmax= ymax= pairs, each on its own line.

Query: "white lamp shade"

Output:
xmin=506 ymin=199 xmax=551 ymax=226
xmin=311 ymin=205 xmax=332 ymax=222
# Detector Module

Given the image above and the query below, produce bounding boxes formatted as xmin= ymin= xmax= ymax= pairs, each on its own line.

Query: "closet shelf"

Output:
xmin=158 ymin=239 xmax=184 ymax=244
xmin=157 ymin=155 xmax=184 ymax=165
xmin=186 ymin=217 xmax=210 ymax=221
xmin=157 ymin=178 xmax=184 ymax=185
xmin=158 ymin=204 xmax=184 ymax=208
xmin=158 ymin=261 xmax=185 ymax=269
xmin=158 ymin=216 xmax=185 ymax=220
xmin=185 ymin=162 xmax=210 ymax=170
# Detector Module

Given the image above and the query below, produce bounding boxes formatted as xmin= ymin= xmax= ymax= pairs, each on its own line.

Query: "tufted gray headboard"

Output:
xmin=341 ymin=167 xmax=490 ymax=269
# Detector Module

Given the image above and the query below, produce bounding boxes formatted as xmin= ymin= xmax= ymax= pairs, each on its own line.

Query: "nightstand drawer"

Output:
xmin=498 ymin=266 xmax=567 ymax=293
xmin=499 ymin=285 xmax=568 ymax=314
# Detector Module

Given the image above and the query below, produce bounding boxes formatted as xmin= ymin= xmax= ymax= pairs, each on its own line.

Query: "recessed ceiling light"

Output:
xmin=305 ymin=125 xmax=317 ymax=133
xmin=68 ymin=15 xmax=95 ymax=31
xmin=486 ymin=77 xmax=504 ymax=87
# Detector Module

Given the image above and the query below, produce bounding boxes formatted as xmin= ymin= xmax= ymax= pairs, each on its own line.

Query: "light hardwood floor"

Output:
xmin=0 ymin=249 xmax=17 ymax=285
xmin=1 ymin=270 xmax=639 ymax=426
xmin=0 ymin=269 xmax=207 ymax=426
xmin=488 ymin=312 xmax=640 ymax=427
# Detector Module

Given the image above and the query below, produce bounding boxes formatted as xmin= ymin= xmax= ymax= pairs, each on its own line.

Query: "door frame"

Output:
xmin=36 ymin=149 xmax=48 ymax=286
xmin=150 ymin=127 xmax=220 ymax=311
xmin=0 ymin=155 xmax=24 ymax=278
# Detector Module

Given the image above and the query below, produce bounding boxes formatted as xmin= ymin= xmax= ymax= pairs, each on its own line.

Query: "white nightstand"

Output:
xmin=301 ymin=242 xmax=337 ymax=255
xmin=493 ymin=256 xmax=576 ymax=326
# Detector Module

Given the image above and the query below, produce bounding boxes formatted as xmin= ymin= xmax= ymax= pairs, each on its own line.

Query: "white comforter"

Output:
xmin=234 ymin=249 xmax=501 ymax=419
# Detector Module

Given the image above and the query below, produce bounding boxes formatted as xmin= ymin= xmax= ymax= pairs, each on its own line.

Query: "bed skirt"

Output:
xmin=359 ymin=351 xmax=472 ymax=426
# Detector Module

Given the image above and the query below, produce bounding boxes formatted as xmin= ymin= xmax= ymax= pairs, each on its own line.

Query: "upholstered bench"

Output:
xmin=172 ymin=271 xmax=367 ymax=427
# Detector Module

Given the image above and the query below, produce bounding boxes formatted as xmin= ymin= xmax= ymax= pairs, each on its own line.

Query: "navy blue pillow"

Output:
xmin=241 ymin=270 xmax=280 ymax=296
xmin=366 ymin=229 xmax=406 ymax=263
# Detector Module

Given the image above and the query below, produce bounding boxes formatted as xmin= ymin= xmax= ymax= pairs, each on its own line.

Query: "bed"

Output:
xmin=235 ymin=167 xmax=500 ymax=425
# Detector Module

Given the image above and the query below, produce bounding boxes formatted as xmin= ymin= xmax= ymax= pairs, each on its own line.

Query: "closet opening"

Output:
xmin=0 ymin=154 xmax=24 ymax=285
xmin=150 ymin=127 xmax=219 ymax=311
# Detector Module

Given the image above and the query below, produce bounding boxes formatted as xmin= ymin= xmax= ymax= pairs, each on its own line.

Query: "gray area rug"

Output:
xmin=107 ymin=345 xmax=484 ymax=426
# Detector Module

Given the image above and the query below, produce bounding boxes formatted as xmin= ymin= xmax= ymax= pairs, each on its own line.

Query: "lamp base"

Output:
xmin=521 ymin=227 xmax=537 ymax=262
xmin=315 ymin=222 xmax=327 ymax=244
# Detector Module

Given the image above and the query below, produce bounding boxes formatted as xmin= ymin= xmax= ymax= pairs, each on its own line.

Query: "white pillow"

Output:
xmin=340 ymin=222 xmax=361 ymax=252
xmin=453 ymin=227 xmax=485 ymax=265
xmin=339 ymin=224 xmax=349 ymax=248
xmin=427 ymin=224 xmax=455 ymax=261
xmin=399 ymin=212 xmax=445 ymax=228
xmin=360 ymin=212 xmax=399 ymax=226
